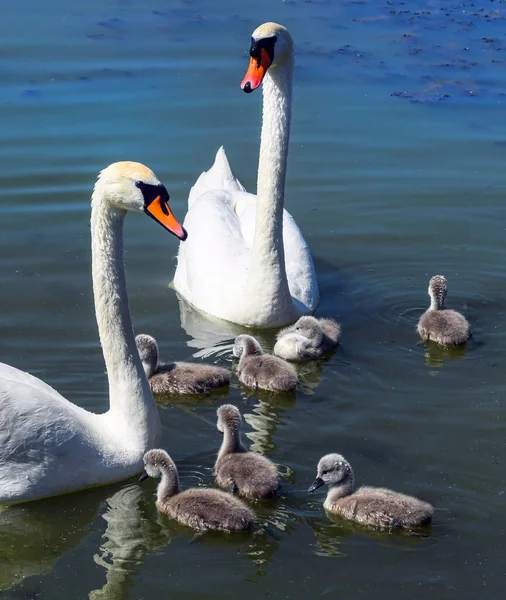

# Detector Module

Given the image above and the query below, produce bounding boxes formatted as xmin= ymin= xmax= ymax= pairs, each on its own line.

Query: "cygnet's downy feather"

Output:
xmin=215 ymin=404 xmax=279 ymax=500
xmin=417 ymin=275 xmax=470 ymax=346
xmin=309 ymin=453 xmax=433 ymax=529
xmin=140 ymin=449 xmax=256 ymax=532
xmin=233 ymin=334 xmax=297 ymax=392
xmin=136 ymin=334 xmax=230 ymax=394
xmin=274 ymin=316 xmax=341 ymax=361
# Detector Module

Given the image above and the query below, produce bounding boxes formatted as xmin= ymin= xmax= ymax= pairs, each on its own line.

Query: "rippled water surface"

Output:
xmin=1 ymin=0 xmax=506 ymax=598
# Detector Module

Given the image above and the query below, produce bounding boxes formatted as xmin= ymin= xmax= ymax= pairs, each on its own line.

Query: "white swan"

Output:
xmin=0 ymin=162 xmax=187 ymax=505
xmin=173 ymin=22 xmax=319 ymax=328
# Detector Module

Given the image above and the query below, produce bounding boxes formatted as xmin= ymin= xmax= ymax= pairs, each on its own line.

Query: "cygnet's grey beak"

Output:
xmin=139 ymin=471 xmax=149 ymax=482
xmin=308 ymin=477 xmax=324 ymax=493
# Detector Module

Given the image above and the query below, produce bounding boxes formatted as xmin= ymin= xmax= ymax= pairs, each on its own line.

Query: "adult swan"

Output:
xmin=0 ymin=162 xmax=187 ymax=505
xmin=173 ymin=22 xmax=319 ymax=328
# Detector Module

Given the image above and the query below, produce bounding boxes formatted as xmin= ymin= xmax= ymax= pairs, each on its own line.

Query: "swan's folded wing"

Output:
xmin=174 ymin=189 xmax=250 ymax=317
xmin=188 ymin=147 xmax=246 ymax=209
xmin=0 ymin=362 xmax=90 ymax=502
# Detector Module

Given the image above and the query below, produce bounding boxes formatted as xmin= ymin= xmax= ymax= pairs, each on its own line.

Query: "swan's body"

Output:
xmin=417 ymin=275 xmax=470 ymax=346
xmin=140 ymin=449 xmax=256 ymax=532
xmin=135 ymin=334 xmax=230 ymax=395
xmin=233 ymin=334 xmax=297 ymax=392
xmin=0 ymin=163 xmax=186 ymax=505
xmin=215 ymin=404 xmax=279 ymax=500
xmin=173 ymin=23 xmax=319 ymax=328
xmin=309 ymin=454 xmax=433 ymax=529
xmin=274 ymin=316 xmax=341 ymax=361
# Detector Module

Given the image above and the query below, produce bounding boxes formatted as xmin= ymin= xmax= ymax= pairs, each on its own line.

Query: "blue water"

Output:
xmin=1 ymin=0 xmax=506 ymax=598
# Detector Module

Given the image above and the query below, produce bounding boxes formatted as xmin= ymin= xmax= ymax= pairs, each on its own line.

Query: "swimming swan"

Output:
xmin=417 ymin=275 xmax=470 ymax=346
xmin=173 ymin=22 xmax=319 ymax=328
xmin=140 ymin=449 xmax=256 ymax=532
xmin=215 ymin=404 xmax=279 ymax=499
xmin=135 ymin=333 xmax=230 ymax=394
xmin=309 ymin=453 xmax=433 ymax=529
xmin=0 ymin=162 xmax=187 ymax=505
xmin=233 ymin=334 xmax=298 ymax=392
xmin=274 ymin=316 xmax=341 ymax=361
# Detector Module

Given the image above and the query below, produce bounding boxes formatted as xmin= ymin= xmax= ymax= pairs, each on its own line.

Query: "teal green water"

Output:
xmin=1 ymin=0 xmax=506 ymax=598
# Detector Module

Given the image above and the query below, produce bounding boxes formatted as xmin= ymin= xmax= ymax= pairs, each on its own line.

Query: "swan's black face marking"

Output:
xmin=249 ymin=36 xmax=276 ymax=65
xmin=136 ymin=181 xmax=188 ymax=241
xmin=241 ymin=36 xmax=277 ymax=93
xmin=136 ymin=181 xmax=169 ymax=209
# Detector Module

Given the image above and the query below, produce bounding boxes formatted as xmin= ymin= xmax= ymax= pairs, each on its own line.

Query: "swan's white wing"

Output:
xmin=188 ymin=146 xmax=245 ymax=209
xmin=174 ymin=147 xmax=319 ymax=324
xmin=0 ymin=362 xmax=98 ymax=503
xmin=174 ymin=188 xmax=252 ymax=320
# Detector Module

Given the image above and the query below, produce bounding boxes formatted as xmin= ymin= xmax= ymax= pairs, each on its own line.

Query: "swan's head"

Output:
xmin=135 ymin=333 xmax=159 ymax=378
xmin=232 ymin=334 xmax=263 ymax=358
xmin=308 ymin=453 xmax=354 ymax=493
xmin=93 ymin=161 xmax=187 ymax=241
xmin=217 ymin=404 xmax=242 ymax=434
xmin=241 ymin=22 xmax=293 ymax=93
xmin=428 ymin=275 xmax=447 ymax=308
xmin=139 ymin=448 xmax=175 ymax=481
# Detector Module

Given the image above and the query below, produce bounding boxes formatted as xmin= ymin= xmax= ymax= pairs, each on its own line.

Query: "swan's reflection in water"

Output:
xmin=0 ymin=484 xmax=131 ymax=593
xmin=176 ymin=291 xmax=337 ymax=396
xmin=175 ymin=293 xmax=273 ymax=358
xmin=89 ymin=448 xmax=298 ymax=596
xmin=89 ymin=484 xmax=171 ymax=600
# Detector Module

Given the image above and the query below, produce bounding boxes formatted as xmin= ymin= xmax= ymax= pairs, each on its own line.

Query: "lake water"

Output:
xmin=1 ymin=0 xmax=505 ymax=598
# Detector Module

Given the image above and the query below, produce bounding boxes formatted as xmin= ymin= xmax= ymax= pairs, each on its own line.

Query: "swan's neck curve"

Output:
xmin=242 ymin=55 xmax=299 ymax=325
xmin=218 ymin=426 xmax=246 ymax=459
xmin=91 ymin=196 xmax=160 ymax=448
xmin=157 ymin=470 xmax=179 ymax=503
xmin=430 ymin=296 xmax=445 ymax=311
xmin=327 ymin=478 xmax=355 ymax=503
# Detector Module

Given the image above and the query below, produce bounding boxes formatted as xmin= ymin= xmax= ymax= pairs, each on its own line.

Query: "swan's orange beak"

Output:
xmin=241 ymin=49 xmax=271 ymax=93
xmin=145 ymin=195 xmax=187 ymax=241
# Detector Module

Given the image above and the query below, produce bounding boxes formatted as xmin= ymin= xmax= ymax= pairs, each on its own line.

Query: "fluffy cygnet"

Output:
xmin=309 ymin=453 xmax=433 ymax=529
xmin=140 ymin=449 xmax=256 ymax=532
xmin=233 ymin=334 xmax=297 ymax=392
xmin=417 ymin=275 xmax=470 ymax=346
xmin=274 ymin=316 xmax=341 ymax=361
xmin=136 ymin=334 xmax=230 ymax=394
xmin=214 ymin=404 xmax=279 ymax=500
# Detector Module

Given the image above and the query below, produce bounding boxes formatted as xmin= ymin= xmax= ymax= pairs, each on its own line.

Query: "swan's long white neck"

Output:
xmin=90 ymin=195 xmax=160 ymax=447
xmin=242 ymin=55 xmax=299 ymax=325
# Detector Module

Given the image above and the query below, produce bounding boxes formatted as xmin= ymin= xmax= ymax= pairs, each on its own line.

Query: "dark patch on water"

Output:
xmin=299 ymin=0 xmax=506 ymax=103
